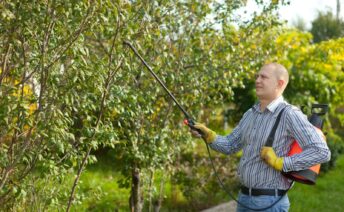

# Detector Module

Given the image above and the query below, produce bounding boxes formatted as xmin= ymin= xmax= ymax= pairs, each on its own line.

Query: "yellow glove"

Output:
xmin=191 ymin=123 xmax=217 ymax=144
xmin=260 ymin=147 xmax=284 ymax=171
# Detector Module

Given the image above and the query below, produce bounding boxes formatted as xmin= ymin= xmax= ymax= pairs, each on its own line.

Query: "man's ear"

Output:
xmin=278 ymin=79 xmax=285 ymax=88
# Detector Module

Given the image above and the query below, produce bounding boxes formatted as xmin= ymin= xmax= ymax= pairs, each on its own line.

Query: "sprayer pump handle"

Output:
xmin=184 ymin=118 xmax=205 ymax=136
xmin=311 ymin=104 xmax=328 ymax=115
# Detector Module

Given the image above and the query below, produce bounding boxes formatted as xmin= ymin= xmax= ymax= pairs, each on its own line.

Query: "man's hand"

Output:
xmin=190 ymin=123 xmax=217 ymax=144
xmin=260 ymin=147 xmax=283 ymax=171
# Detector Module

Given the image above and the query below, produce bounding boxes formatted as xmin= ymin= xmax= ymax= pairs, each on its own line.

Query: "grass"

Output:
xmin=71 ymin=151 xmax=130 ymax=211
xmin=288 ymin=154 xmax=344 ymax=212
xmin=74 ymin=169 xmax=130 ymax=211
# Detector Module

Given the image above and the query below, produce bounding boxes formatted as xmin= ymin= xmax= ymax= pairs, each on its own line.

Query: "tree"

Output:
xmin=310 ymin=11 xmax=344 ymax=43
xmin=292 ymin=16 xmax=307 ymax=31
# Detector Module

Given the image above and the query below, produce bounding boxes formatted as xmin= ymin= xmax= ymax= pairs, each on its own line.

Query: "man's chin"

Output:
xmin=255 ymin=91 xmax=263 ymax=97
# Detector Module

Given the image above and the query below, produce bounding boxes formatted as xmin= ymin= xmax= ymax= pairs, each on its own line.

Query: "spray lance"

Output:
xmin=123 ymin=41 xmax=202 ymax=135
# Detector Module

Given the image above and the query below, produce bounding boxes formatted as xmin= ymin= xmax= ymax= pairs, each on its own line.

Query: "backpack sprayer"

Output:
xmin=123 ymin=41 xmax=328 ymax=210
xmin=282 ymin=104 xmax=328 ymax=184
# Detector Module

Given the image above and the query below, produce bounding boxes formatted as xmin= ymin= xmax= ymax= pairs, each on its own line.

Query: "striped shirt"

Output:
xmin=210 ymin=96 xmax=331 ymax=190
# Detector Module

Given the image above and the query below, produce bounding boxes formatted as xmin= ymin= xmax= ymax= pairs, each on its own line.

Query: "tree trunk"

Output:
xmin=129 ymin=164 xmax=143 ymax=212
xmin=148 ymin=170 xmax=154 ymax=212
xmin=337 ymin=0 xmax=341 ymax=21
xmin=153 ymin=173 xmax=165 ymax=212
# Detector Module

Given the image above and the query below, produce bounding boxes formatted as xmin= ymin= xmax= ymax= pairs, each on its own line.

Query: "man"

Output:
xmin=191 ymin=63 xmax=331 ymax=212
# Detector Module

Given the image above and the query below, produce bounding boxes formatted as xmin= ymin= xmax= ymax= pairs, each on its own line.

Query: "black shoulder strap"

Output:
xmin=265 ymin=107 xmax=286 ymax=147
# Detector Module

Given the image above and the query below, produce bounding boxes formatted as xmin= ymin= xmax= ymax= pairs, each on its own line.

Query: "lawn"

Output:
xmin=288 ymin=154 xmax=344 ymax=212
xmin=71 ymin=151 xmax=130 ymax=211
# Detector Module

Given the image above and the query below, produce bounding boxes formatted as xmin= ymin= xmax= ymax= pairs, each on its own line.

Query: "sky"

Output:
xmin=238 ymin=0 xmax=344 ymax=29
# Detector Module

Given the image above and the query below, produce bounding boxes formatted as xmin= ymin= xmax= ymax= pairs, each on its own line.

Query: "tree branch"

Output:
xmin=66 ymin=50 xmax=124 ymax=212
xmin=0 ymin=43 xmax=13 ymax=85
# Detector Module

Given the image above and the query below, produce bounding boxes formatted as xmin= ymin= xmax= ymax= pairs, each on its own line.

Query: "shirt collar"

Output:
xmin=253 ymin=96 xmax=285 ymax=113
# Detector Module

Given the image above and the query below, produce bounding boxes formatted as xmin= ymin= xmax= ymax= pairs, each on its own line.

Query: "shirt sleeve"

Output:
xmin=282 ymin=107 xmax=331 ymax=172
xmin=209 ymin=110 xmax=250 ymax=155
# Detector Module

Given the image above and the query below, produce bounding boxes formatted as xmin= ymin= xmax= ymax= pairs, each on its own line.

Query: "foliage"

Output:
xmin=321 ymin=132 xmax=344 ymax=172
xmin=0 ymin=0 xmax=122 ymax=209
xmin=310 ymin=11 xmax=344 ymax=43
xmin=292 ymin=17 xmax=307 ymax=31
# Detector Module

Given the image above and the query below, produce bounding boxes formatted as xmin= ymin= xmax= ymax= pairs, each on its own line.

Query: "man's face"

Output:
xmin=255 ymin=65 xmax=279 ymax=100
